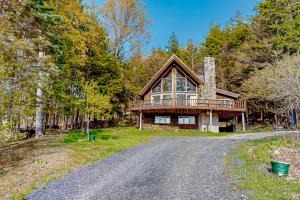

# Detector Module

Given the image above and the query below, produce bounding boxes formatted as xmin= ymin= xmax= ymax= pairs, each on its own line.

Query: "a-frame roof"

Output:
xmin=139 ymin=54 xmax=204 ymax=96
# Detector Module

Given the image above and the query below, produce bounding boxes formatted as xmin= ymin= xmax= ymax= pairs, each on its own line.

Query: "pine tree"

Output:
xmin=205 ymin=23 xmax=226 ymax=56
xmin=166 ymin=32 xmax=182 ymax=57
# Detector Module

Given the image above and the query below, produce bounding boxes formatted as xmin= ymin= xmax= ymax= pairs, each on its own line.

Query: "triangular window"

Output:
xmin=152 ymin=80 xmax=161 ymax=93
xmin=176 ymin=69 xmax=196 ymax=92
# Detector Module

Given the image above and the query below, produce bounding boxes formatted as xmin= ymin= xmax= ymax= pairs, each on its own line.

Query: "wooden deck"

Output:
xmin=130 ymin=98 xmax=246 ymax=112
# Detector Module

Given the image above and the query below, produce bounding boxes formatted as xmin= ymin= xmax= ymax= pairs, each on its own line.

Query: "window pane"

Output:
xmin=176 ymin=94 xmax=186 ymax=106
xmin=155 ymin=116 xmax=171 ymax=124
xmin=177 ymin=72 xmax=184 ymax=78
xmin=177 ymin=94 xmax=186 ymax=99
xmin=178 ymin=117 xmax=184 ymax=124
xmin=184 ymin=117 xmax=189 ymax=124
xmin=152 ymin=96 xmax=160 ymax=102
xmin=187 ymin=80 xmax=196 ymax=92
xmin=155 ymin=116 xmax=160 ymax=123
xmin=189 ymin=116 xmax=195 ymax=124
xmin=162 ymin=95 xmax=172 ymax=105
xmin=163 ymin=95 xmax=172 ymax=99
xmin=178 ymin=116 xmax=195 ymax=124
xmin=163 ymin=77 xmax=172 ymax=92
xmin=152 ymin=80 xmax=161 ymax=93
xmin=176 ymin=78 xmax=186 ymax=92
xmin=165 ymin=117 xmax=170 ymax=124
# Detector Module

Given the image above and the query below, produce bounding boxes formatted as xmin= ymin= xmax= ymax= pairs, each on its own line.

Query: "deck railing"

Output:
xmin=130 ymin=98 xmax=246 ymax=111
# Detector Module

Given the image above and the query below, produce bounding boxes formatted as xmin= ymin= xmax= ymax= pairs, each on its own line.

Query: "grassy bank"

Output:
xmin=226 ymin=134 xmax=300 ymax=200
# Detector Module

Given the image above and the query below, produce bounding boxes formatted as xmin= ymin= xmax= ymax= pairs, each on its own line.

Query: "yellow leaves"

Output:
xmin=82 ymin=81 xmax=112 ymax=120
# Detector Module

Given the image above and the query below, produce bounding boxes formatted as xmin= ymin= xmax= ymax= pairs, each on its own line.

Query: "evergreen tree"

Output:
xmin=205 ymin=23 xmax=226 ymax=56
xmin=257 ymin=0 xmax=300 ymax=54
xmin=166 ymin=32 xmax=182 ymax=56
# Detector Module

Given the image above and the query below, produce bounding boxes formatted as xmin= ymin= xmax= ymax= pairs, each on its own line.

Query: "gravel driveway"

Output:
xmin=27 ymin=131 xmax=296 ymax=200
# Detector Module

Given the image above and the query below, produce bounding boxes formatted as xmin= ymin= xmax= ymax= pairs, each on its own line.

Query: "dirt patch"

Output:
xmin=272 ymin=147 xmax=300 ymax=180
xmin=0 ymin=134 xmax=77 ymax=199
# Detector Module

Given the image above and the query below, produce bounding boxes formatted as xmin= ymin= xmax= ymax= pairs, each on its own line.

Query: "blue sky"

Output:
xmin=95 ymin=0 xmax=262 ymax=54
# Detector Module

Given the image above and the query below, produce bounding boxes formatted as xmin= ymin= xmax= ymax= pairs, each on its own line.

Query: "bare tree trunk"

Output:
xmin=65 ymin=116 xmax=69 ymax=131
xmin=45 ymin=114 xmax=49 ymax=129
xmin=51 ymin=114 xmax=55 ymax=128
xmin=86 ymin=120 xmax=90 ymax=135
xmin=35 ymin=84 xmax=43 ymax=136
xmin=35 ymin=50 xmax=45 ymax=136
xmin=55 ymin=113 xmax=59 ymax=128
xmin=61 ymin=115 xmax=65 ymax=132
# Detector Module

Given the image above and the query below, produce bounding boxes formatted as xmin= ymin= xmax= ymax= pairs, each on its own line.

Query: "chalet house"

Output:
xmin=130 ymin=54 xmax=246 ymax=133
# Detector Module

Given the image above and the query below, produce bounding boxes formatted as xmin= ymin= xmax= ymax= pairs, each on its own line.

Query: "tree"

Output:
xmin=82 ymin=81 xmax=112 ymax=136
xmin=99 ymin=0 xmax=151 ymax=59
xmin=0 ymin=0 xmax=52 ymax=138
xmin=0 ymin=0 xmax=128 ymax=140
xmin=257 ymin=0 xmax=300 ymax=54
xmin=166 ymin=32 xmax=182 ymax=57
xmin=242 ymin=55 xmax=300 ymax=124
xmin=205 ymin=23 xmax=226 ymax=57
xmin=44 ymin=0 xmax=118 ymax=131
xmin=182 ymin=39 xmax=199 ymax=71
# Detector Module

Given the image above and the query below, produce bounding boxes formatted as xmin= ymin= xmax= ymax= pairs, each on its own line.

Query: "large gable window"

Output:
xmin=151 ymin=68 xmax=196 ymax=97
xmin=176 ymin=70 xmax=196 ymax=92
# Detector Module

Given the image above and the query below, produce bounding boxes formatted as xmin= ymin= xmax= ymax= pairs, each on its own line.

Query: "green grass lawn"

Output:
xmin=226 ymin=135 xmax=300 ymax=200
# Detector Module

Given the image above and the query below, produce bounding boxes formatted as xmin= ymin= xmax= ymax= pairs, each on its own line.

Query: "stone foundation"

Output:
xmin=143 ymin=123 xmax=180 ymax=131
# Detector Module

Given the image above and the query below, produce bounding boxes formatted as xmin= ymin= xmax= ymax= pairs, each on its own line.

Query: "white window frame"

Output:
xmin=176 ymin=93 xmax=198 ymax=106
xmin=178 ymin=116 xmax=196 ymax=124
xmin=151 ymin=94 xmax=173 ymax=104
xmin=155 ymin=116 xmax=171 ymax=124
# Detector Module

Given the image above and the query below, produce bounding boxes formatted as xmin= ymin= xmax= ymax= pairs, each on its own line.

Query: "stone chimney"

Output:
xmin=201 ymin=57 xmax=216 ymax=99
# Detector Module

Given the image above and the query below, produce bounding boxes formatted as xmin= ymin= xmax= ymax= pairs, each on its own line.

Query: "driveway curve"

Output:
xmin=28 ymin=131 xmax=295 ymax=200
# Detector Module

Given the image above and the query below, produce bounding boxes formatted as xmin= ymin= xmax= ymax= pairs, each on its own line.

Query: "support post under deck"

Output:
xmin=242 ymin=112 xmax=246 ymax=131
xmin=209 ymin=110 xmax=213 ymax=132
xmin=139 ymin=111 xmax=143 ymax=130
